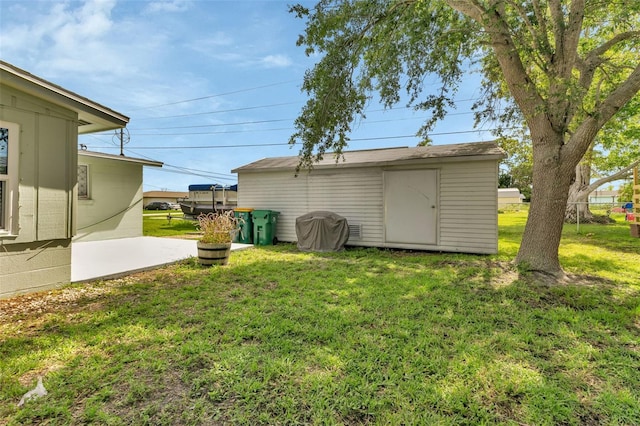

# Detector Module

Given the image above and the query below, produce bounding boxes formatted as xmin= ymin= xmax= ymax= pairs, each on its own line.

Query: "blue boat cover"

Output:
xmin=189 ymin=184 xmax=237 ymax=191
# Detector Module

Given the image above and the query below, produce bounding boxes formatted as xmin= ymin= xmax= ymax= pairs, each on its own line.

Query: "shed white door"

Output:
xmin=384 ymin=169 xmax=437 ymax=245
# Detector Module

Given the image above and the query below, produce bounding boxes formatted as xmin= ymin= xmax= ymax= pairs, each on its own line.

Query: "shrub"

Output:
xmin=196 ymin=210 xmax=241 ymax=244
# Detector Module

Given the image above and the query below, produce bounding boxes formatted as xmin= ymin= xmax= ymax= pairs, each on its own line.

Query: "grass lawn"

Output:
xmin=142 ymin=213 xmax=200 ymax=238
xmin=1 ymin=212 xmax=638 ymax=425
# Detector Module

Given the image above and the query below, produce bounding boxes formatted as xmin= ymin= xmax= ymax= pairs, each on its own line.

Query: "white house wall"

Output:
xmin=75 ymin=156 xmax=144 ymax=242
xmin=0 ymin=85 xmax=77 ymax=297
xmin=237 ymin=159 xmax=499 ymax=254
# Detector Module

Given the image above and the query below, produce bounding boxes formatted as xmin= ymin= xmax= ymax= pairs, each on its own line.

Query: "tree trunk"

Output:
xmin=565 ymin=163 xmax=595 ymax=223
xmin=516 ymin=136 xmax=574 ymax=278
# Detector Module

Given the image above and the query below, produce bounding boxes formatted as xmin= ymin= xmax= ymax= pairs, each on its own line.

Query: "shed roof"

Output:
xmin=232 ymin=141 xmax=505 ymax=173
xmin=1 ymin=60 xmax=129 ymax=134
xmin=498 ymin=188 xmax=523 ymax=198
xmin=79 ymin=150 xmax=163 ymax=167
xmin=588 ymin=190 xmax=619 ymax=197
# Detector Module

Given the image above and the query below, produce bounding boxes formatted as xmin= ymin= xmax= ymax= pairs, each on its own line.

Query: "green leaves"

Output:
xmin=289 ymin=0 xmax=479 ymax=168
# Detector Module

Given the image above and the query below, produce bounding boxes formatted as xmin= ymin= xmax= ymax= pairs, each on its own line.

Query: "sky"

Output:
xmin=0 ymin=0 xmax=492 ymax=192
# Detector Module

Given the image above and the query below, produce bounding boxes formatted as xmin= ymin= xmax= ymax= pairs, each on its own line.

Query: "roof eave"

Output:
xmin=79 ymin=150 xmax=163 ymax=167
xmin=233 ymin=152 xmax=505 ymax=174
xmin=1 ymin=61 xmax=129 ymax=134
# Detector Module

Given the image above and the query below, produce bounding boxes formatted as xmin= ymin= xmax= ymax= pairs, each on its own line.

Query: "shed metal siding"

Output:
xmin=237 ymin=169 xmax=385 ymax=245
xmin=439 ymin=160 xmax=499 ymax=253
xmin=237 ymin=157 xmax=500 ymax=254
xmin=308 ymin=170 xmax=384 ymax=244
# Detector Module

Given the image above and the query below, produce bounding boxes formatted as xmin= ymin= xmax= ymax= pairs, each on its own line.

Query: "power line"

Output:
xmin=124 ymin=142 xmax=290 ymax=150
xmin=129 ymin=127 xmax=291 ymax=137
xmin=131 ymin=118 xmax=292 ymax=131
xmin=129 ymin=96 xmax=481 ymax=123
xmin=145 ymin=166 xmax=237 ymax=182
xmin=130 ymin=80 xmax=300 ymax=111
xmin=124 ymin=148 xmax=236 ymax=180
xmin=128 ymin=101 xmax=301 ymax=122
xmin=98 ymin=128 xmax=500 ymax=150
xmin=119 ymin=112 xmax=480 ymax=137
xmin=162 ymin=164 xmax=235 ymax=179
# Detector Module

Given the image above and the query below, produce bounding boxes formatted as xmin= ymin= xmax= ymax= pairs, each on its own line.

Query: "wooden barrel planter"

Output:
xmin=197 ymin=242 xmax=231 ymax=266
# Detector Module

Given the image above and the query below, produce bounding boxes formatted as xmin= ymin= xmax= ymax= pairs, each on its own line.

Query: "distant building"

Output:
xmin=588 ymin=190 xmax=619 ymax=205
xmin=498 ymin=188 xmax=525 ymax=207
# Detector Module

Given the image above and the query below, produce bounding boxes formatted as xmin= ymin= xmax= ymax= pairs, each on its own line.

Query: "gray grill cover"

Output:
xmin=296 ymin=211 xmax=349 ymax=252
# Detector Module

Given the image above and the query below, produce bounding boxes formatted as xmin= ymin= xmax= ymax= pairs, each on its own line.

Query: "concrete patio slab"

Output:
xmin=72 ymin=237 xmax=253 ymax=283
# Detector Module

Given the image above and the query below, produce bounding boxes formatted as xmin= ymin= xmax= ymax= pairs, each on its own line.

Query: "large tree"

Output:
xmin=565 ymin=97 xmax=640 ymax=222
xmin=290 ymin=0 xmax=640 ymax=278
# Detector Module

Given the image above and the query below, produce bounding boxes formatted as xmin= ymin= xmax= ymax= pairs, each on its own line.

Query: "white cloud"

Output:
xmin=145 ymin=0 xmax=192 ymax=14
xmin=260 ymin=54 xmax=293 ymax=68
xmin=0 ymin=0 xmax=121 ymax=74
xmin=187 ymin=31 xmax=234 ymax=55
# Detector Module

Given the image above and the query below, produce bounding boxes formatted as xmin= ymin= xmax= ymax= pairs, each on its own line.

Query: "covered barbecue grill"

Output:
xmin=295 ymin=211 xmax=349 ymax=252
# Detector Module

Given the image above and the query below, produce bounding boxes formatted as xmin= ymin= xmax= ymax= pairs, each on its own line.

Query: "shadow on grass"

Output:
xmin=3 ymin=244 xmax=639 ymax=424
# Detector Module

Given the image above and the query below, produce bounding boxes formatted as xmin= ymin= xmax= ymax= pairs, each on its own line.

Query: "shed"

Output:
xmin=232 ymin=141 xmax=506 ymax=254
xmin=498 ymin=188 xmax=525 ymax=207
xmin=1 ymin=61 xmax=128 ymax=298
xmin=588 ymin=190 xmax=619 ymax=205
xmin=75 ymin=151 xmax=163 ymax=242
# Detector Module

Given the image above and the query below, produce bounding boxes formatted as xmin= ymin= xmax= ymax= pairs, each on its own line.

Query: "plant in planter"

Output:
xmin=195 ymin=210 xmax=242 ymax=266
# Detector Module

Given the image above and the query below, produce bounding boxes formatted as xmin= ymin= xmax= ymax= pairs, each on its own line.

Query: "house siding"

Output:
xmin=1 ymin=85 xmax=77 ymax=296
xmin=75 ymin=155 xmax=145 ymax=242
xmin=237 ymin=159 xmax=499 ymax=254
xmin=1 ymin=85 xmax=78 ymax=243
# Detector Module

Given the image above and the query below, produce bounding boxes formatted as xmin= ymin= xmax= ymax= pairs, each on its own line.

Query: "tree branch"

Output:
xmin=583 ymin=31 xmax=640 ymax=67
xmin=531 ymin=0 xmax=550 ymax=54
xmin=565 ymin=63 xmax=640 ymax=165
xmin=582 ymin=160 xmax=640 ymax=196
xmin=446 ymin=0 xmax=547 ymax=126
xmin=506 ymin=0 xmax=550 ymax=69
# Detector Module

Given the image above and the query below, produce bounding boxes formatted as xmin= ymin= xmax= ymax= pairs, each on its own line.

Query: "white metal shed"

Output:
xmin=232 ymin=141 xmax=505 ymax=254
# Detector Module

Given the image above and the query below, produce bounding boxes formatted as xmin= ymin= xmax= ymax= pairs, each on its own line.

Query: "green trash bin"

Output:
xmin=252 ymin=210 xmax=280 ymax=245
xmin=233 ymin=208 xmax=254 ymax=244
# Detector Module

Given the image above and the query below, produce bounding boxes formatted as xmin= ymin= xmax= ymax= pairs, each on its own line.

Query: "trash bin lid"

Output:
xmin=234 ymin=207 xmax=254 ymax=212
xmin=252 ymin=209 xmax=280 ymax=216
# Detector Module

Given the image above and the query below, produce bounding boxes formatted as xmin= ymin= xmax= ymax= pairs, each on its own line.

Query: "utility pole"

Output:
xmin=119 ymin=128 xmax=124 ymax=156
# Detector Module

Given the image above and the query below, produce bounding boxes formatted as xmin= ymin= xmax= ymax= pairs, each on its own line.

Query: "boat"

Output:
xmin=179 ymin=184 xmax=238 ymax=218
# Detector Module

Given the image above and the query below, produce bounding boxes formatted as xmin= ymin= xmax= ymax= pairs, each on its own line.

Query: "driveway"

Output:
xmin=72 ymin=237 xmax=253 ymax=283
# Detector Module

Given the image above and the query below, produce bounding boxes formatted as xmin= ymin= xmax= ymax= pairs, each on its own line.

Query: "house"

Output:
xmin=75 ymin=150 xmax=162 ymax=242
xmin=1 ymin=60 xmax=128 ymax=298
xmin=588 ymin=190 xmax=619 ymax=205
xmin=498 ymin=188 xmax=525 ymax=207
xmin=232 ymin=141 xmax=506 ymax=254
xmin=143 ymin=191 xmax=188 ymax=207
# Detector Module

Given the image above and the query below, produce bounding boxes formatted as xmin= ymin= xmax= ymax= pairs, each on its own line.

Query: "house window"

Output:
xmin=0 ymin=121 xmax=20 ymax=236
xmin=77 ymin=164 xmax=89 ymax=199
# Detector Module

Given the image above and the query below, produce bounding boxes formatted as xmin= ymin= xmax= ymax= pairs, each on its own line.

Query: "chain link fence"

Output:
xmin=498 ymin=201 xmax=634 ymax=233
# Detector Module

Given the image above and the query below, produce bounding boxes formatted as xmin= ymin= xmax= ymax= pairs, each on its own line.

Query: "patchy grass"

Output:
xmin=1 ymin=212 xmax=638 ymax=425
